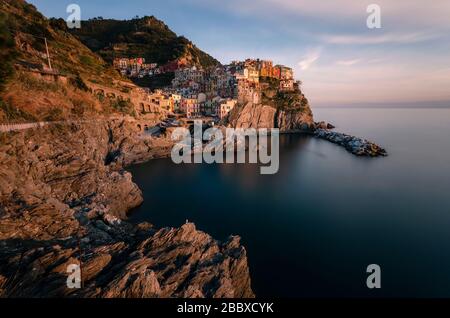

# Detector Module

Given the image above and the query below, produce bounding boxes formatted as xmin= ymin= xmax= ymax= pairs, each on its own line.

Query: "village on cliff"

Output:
xmin=113 ymin=57 xmax=299 ymax=120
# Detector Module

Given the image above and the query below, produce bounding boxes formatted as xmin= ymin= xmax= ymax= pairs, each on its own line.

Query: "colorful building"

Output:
xmin=181 ymin=97 xmax=200 ymax=118
xmin=217 ymin=99 xmax=237 ymax=119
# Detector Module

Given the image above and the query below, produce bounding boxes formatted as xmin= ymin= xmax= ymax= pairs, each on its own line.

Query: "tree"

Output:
xmin=0 ymin=13 xmax=16 ymax=92
xmin=49 ymin=18 xmax=68 ymax=32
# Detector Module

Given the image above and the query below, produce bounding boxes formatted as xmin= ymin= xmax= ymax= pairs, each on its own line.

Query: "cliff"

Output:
xmin=228 ymin=78 xmax=315 ymax=132
xmin=228 ymin=102 xmax=315 ymax=132
xmin=0 ymin=119 xmax=254 ymax=298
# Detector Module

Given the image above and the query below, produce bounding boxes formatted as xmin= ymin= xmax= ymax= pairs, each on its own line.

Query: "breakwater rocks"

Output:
xmin=315 ymin=129 xmax=387 ymax=157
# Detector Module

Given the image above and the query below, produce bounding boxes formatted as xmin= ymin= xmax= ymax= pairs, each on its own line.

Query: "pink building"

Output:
xmin=181 ymin=97 xmax=200 ymax=118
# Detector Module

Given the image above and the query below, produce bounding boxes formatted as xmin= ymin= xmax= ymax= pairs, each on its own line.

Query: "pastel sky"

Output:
xmin=29 ymin=0 xmax=450 ymax=106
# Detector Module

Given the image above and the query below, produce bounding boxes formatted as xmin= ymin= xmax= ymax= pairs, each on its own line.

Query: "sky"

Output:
xmin=29 ymin=0 xmax=450 ymax=106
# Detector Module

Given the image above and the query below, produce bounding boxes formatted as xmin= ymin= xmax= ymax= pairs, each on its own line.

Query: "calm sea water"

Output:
xmin=128 ymin=107 xmax=450 ymax=297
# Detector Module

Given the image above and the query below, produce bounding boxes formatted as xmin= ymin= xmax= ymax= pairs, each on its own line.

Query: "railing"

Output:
xmin=0 ymin=122 xmax=49 ymax=133
xmin=0 ymin=116 xmax=142 ymax=133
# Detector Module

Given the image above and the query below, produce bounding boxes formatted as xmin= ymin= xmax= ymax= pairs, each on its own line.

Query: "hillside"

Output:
xmin=0 ymin=1 xmax=173 ymax=123
xmin=0 ymin=1 xmax=124 ymax=85
xmin=70 ymin=16 xmax=220 ymax=69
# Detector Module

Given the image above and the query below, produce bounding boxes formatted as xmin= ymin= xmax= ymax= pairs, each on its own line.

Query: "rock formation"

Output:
xmin=315 ymin=129 xmax=387 ymax=157
xmin=227 ymin=76 xmax=315 ymax=132
xmin=0 ymin=119 xmax=254 ymax=298
xmin=228 ymin=102 xmax=315 ymax=133
xmin=226 ymin=94 xmax=387 ymax=157
xmin=0 ymin=221 xmax=253 ymax=298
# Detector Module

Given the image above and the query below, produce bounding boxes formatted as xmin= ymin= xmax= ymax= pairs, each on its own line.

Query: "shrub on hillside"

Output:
xmin=0 ymin=99 xmax=37 ymax=122
xmin=110 ymin=98 xmax=136 ymax=116
xmin=70 ymin=75 xmax=90 ymax=92
xmin=0 ymin=13 xmax=16 ymax=93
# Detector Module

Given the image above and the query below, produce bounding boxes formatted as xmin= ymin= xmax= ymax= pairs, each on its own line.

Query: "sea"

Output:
xmin=128 ymin=107 xmax=450 ymax=297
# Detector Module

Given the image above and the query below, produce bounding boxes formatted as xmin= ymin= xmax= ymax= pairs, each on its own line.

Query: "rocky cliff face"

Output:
xmin=227 ymin=76 xmax=315 ymax=132
xmin=0 ymin=119 xmax=254 ymax=298
xmin=229 ymin=101 xmax=315 ymax=132
xmin=0 ymin=119 xmax=171 ymax=219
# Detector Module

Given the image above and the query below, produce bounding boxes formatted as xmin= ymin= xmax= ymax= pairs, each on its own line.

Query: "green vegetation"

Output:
xmin=70 ymin=75 xmax=90 ymax=92
xmin=0 ymin=0 xmax=122 ymax=87
xmin=70 ymin=16 xmax=220 ymax=68
xmin=110 ymin=98 xmax=136 ymax=116
xmin=43 ymin=107 xmax=64 ymax=121
xmin=132 ymin=72 xmax=175 ymax=90
xmin=70 ymin=98 xmax=96 ymax=117
xmin=260 ymin=76 xmax=280 ymax=87
xmin=17 ymin=72 xmax=64 ymax=93
xmin=0 ymin=99 xmax=37 ymax=122
xmin=49 ymin=18 xmax=68 ymax=32
xmin=260 ymin=76 xmax=309 ymax=112
xmin=2 ymin=0 xmax=52 ymax=39
xmin=0 ymin=12 xmax=17 ymax=93
xmin=80 ymin=55 xmax=96 ymax=67
xmin=274 ymin=92 xmax=302 ymax=110
xmin=0 ymin=1 xmax=222 ymax=121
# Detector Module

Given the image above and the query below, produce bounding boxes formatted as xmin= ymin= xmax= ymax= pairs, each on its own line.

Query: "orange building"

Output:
xmin=259 ymin=60 xmax=274 ymax=78
xmin=272 ymin=66 xmax=281 ymax=79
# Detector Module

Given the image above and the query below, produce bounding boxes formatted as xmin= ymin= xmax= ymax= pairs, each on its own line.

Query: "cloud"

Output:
xmin=322 ymin=32 xmax=441 ymax=45
xmin=366 ymin=58 xmax=385 ymax=64
xmin=336 ymin=59 xmax=362 ymax=66
xmin=297 ymin=57 xmax=450 ymax=105
xmin=299 ymin=49 xmax=321 ymax=70
xmin=202 ymin=0 xmax=450 ymax=29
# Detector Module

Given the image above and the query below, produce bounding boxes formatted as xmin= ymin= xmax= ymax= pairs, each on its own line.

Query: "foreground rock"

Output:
xmin=315 ymin=129 xmax=387 ymax=157
xmin=315 ymin=121 xmax=335 ymax=130
xmin=0 ymin=119 xmax=254 ymax=298
xmin=0 ymin=219 xmax=254 ymax=298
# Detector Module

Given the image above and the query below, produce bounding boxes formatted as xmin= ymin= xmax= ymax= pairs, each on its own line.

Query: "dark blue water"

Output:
xmin=128 ymin=107 xmax=450 ymax=298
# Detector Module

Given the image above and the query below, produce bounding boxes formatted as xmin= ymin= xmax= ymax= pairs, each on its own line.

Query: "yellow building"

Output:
xmin=217 ymin=99 xmax=237 ymax=119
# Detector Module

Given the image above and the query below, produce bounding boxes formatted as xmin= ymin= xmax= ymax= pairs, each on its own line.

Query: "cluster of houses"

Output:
xmin=113 ymin=57 xmax=162 ymax=78
xmin=115 ymin=58 xmax=299 ymax=120
xmin=138 ymin=89 xmax=236 ymax=120
xmin=113 ymin=57 xmax=190 ymax=78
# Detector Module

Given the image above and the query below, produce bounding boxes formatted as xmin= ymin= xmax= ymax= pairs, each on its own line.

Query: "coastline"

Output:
xmin=0 ymin=113 xmax=386 ymax=298
xmin=0 ymin=118 xmax=254 ymax=298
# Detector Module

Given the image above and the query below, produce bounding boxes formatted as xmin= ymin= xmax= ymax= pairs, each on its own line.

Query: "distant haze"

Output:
xmin=30 ymin=0 xmax=450 ymax=106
